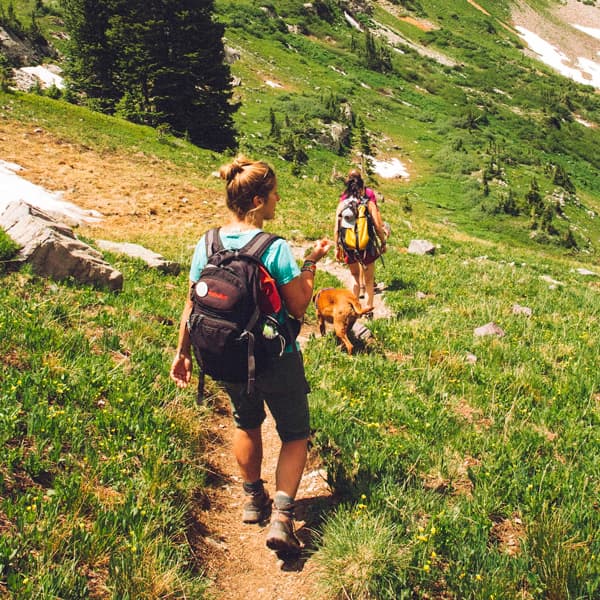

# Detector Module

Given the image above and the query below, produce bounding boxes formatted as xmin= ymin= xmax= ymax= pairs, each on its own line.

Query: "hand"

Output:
xmin=170 ymin=352 xmax=193 ymax=388
xmin=307 ymin=238 xmax=332 ymax=262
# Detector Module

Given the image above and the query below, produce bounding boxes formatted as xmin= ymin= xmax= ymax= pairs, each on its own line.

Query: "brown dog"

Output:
xmin=313 ymin=288 xmax=373 ymax=354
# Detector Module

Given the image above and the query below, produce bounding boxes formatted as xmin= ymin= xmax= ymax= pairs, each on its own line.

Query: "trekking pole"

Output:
xmin=375 ymin=236 xmax=385 ymax=268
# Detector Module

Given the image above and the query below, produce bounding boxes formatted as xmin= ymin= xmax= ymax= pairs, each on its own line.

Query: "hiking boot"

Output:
xmin=242 ymin=489 xmax=271 ymax=524
xmin=265 ymin=514 xmax=301 ymax=555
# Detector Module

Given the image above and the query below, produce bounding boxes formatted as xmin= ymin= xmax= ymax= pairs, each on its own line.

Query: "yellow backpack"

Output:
xmin=339 ymin=196 xmax=373 ymax=252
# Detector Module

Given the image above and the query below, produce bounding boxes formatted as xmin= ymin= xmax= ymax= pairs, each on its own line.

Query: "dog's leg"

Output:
xmin=318 ymin=314 xmax=327 ymax=337
xmin=334 ymin=319 xmax=354 ymax=355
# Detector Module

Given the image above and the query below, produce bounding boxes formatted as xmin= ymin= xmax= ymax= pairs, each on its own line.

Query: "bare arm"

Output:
xmin=369 ymin=202 xmax=388 ymax=248
xmin=170 ymin=281 xmax=194 ymax=388
xmin=280 ymin=238 xmax=331 ymax=319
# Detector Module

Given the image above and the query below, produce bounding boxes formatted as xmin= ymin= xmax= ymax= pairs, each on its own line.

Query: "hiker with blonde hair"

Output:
xmin=171 ymin=155 xmax=331 ymax=555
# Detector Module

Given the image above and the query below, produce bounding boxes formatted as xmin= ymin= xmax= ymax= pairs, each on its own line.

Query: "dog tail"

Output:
xmin=349 ymin=298 xmax=374 ymax=316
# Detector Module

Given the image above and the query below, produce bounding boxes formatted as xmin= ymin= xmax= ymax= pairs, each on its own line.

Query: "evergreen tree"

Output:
xmin=525 ymin=178 xmax=543 ymax=217
xmin=146 ymin=0 xmax=237 ymax=150
xmin=61 ymin=0 xmax=237 ymax=151
xmin=552 ymin=164 xmax=576 ymax=194
xmin=269 ymin=108 xmax=280 ymax=139
xmin=61 ymin=0 xmax=116 ymax=111
xmin=540 ymin=203 xmax=556 ymax=234
xmin=562 ymin=228 xmax=577 ymax=249
xmin=0 ymin=53 xmax=13 ymax=92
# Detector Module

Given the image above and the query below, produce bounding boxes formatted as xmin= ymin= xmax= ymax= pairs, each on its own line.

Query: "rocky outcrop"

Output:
xmin=0 ymin=201 xmax=123 ymax=291
xmin=0 ymin=25 xmax=56 ymax=67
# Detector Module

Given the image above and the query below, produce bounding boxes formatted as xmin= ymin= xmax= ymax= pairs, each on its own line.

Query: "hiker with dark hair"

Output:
xmin=170 ymin=155 xmax=331 ymax=555
xmin=335 ymin=169 xmax=388 ymax=310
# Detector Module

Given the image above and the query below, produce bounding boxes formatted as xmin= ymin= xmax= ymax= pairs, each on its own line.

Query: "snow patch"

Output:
xmin=19 ymin=65 xmax=65 ymax=89
xmin=0 ymin=160 xmax=102 ymax=224
xmin=571 ymin=24 xmax=600 ymax=41
xmin=515 ymin=25 xmax=600 ymax=89
xmin=344 ymin=11 xmax=362 ymax=32
xmin=368 ymin=156 xmax=409 ymax=179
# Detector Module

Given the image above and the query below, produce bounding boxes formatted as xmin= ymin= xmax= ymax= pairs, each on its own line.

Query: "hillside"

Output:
xmin=3 ymin=0 xmax=600 ymax=256
xmin=1 ymin=1 xmax=600 ymax=599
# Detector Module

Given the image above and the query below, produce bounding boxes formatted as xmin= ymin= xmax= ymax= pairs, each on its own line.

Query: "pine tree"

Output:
xmin=269 ymin=108 xmax=280 ymax=139
xmin=61 ymin=0 xmax=116 ymax=111
xmin=61 ymin=0 xmax=238 ymax=150
xmin=145 ymin=0 xmax=238 ymax=150
xmin=525 ymin=178 xmax=543 ymax=217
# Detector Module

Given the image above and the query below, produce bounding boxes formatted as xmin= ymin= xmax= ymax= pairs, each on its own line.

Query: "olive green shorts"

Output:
xmin=223 ymin=351 xmax=311 ymax=442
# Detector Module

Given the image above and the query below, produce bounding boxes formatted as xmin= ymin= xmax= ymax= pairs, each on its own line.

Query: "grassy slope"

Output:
xmin=1 ymin=0 xmax=599 ymax=597
xmin=223 ymin=0 xmax=599 ymax=258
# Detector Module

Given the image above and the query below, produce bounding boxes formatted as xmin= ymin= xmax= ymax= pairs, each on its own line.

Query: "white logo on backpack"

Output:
xmin=195 ymin=281 xmax=208 ymax=298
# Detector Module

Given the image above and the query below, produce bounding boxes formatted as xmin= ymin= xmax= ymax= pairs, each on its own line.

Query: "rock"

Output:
xmin=474 ymin=322 xmax=505 ymax=337
xmin=224 ymin=46 xmax=240 ymax=65
xmin=540 ymin=274 xmax=563 ymax=286
xmin=0 ymin=24 xmax=57 ymax=68
xmin=575 ymin=268 xmax=597 ymax=276
xmin=408 ymin=239 xmax=436 ymax=255
xmin=465 ymin=352 xmax=478 ymax=364
xmin=96 ymin=240 xmax=181 ymax=275
xmin=318 ymin=122 xmax=351 ymax=152
xmin=0 ymin=201 xmax=123 ymax=291
xmin=512 ymin=304 xmax=532 ymax=317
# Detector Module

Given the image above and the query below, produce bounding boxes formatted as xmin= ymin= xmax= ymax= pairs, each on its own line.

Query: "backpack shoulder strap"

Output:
xmin=205 ymin=227 xmax=224 ymax=258
xmin=238 ymin=231 xmax=281 ymax=261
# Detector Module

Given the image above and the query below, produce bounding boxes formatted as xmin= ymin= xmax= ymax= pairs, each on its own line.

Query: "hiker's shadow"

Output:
xmin=274 ymin=494 xmax=338 ymax=571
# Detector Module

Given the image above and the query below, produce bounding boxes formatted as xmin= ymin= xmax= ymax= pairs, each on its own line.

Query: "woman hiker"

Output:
xmin=334 ymin=168 xmax=388 ymax=311
xmin=170 ymin=155 xmax=331 ymax=554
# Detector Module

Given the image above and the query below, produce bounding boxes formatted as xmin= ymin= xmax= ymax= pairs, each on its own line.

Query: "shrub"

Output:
xmin=0 ymin=229 xmax=19 ymax=272
xmin=313 ymin=507 xmax=409 ymax=599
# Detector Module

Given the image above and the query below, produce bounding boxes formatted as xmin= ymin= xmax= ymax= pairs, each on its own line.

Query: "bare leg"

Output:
xmin=363 ymin=262 xmax=376 ymax=309
xmin=274 ymin=438 xmax=308 ymax=499
xmin=348 ymin=262 xmax=361 ymax=298
xmin=233 ymin=427 xmax=263 ymax=483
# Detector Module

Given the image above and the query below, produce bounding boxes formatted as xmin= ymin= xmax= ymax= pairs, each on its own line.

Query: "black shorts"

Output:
xmin=223 ymin=351 xmax=311 ymax=442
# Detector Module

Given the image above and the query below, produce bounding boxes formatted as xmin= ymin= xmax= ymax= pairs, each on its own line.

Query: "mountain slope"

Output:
xmin=217 ymin=0 xmax=599 ymax=254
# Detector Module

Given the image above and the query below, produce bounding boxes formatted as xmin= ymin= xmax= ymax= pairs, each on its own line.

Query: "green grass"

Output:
xmin=0 ymin=262 xmax=212 ymax=597
xmin=307 ymin=239 xmax=600 ymax=598
xmin=0 ymin=229 xmax=19 ymax=271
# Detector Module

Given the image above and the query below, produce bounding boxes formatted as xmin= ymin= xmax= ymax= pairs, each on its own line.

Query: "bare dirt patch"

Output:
xmin=489 ymin=514 xmax=526 ymax=556
xmin=467 ymin=0 xmax=490 ymax=17
xmin=0 ymin=121 xmax=224 ymax=247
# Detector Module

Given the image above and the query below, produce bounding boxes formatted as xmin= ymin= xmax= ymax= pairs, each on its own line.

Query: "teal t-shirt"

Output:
xmin=189 ymin=228 xmax=301 ymax=351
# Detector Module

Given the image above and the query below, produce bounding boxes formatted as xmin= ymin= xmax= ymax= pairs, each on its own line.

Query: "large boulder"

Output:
xmin=0 ymin=25 xmax=56 ymax=67
xmin=96 ymin=240 xmax=181 ymax=275
xmin=0 ymin=201 xmax=123 ymax=291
